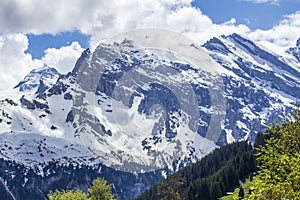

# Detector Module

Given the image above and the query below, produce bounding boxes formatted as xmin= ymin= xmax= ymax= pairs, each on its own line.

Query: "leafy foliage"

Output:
xmin=249 ymin=111 xmax=300 ymax=199
xmin=47 ymin=178 xmax=114 ymax=200
xmin=48 ymin=189 xmax=88 ymax=200
xmin=137 ymin=141 xmax=256 ymax=200
xmin=88 ymin=178 xmax=115 ymax=200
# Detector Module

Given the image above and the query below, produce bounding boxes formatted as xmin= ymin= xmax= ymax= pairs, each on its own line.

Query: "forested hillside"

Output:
xmin=136 ymin=141 xmax=256 ymax=200
xmin=137 ymin=111 xmax=300 ymax=200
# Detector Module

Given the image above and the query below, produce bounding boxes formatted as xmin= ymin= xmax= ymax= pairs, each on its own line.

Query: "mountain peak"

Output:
xmin=14 ymin=66 xmax=60 ymax=93
xmin=297 ymin=38 xmax=300 ymax=47
xmin=228 ymin=33 xmax=256 ymax=46
xmin=203 ymin=37 xmax=232 ymax=54
xmin=72 ymin=48 xmax=91 ymax=74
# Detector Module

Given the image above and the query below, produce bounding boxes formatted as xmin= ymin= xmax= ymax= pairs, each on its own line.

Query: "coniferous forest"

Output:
xmin=136 ymin=141 xmax=256 ymax=200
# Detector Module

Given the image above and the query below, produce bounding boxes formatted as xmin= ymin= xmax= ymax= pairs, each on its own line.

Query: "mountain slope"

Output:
xmin=203 ymin=34 xmax=299 ymax=144
xmin=0 ymin=33 xmax=299 ymax=170
xmin=0 ymin=33 xmax=299 ymax=199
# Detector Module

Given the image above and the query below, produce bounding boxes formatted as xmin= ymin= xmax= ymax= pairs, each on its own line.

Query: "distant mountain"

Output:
xmin=14 ymin=67 xmax=60 ymax=94
xmin=0 ymin=33 xmax=299 ymax=199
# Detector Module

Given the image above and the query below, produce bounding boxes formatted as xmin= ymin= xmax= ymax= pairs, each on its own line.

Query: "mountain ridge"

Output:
xmin=0 ymin=32 xmax=299 ymax=199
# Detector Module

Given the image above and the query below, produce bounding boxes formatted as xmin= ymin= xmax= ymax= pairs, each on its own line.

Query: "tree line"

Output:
xmin=136 ymin=141 xmax=256 ymax=200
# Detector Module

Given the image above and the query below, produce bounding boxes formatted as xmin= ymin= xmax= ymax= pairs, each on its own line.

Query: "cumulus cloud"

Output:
xmin=0 ymin=0 xmax=250 ymax=45
xmin=0 ymin=0 xmax=299 ymax=49
xmin=0 ymin=33 xmax=43 ymax=90
xmin=42 ymin=42 xmax=83 ymax=74
xmin=0 ymin=0 xmax=298 ymax=51
xmin=0 ymin=34 xmax=83 ymax=90
xmin=249 ymin=11 xmax=300 ymax=52
xmin=84 ymin=0 xmax=251 ymax=48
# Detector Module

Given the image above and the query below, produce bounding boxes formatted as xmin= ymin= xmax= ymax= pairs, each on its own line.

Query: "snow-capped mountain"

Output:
xmin=0 ymin=32 xmax=299 ymax=199
xmin=203 ymin=34 xmax=300 ymax=144
xmin=0 ymin=41 xmax=219 ymax=172
xmin=14 ymin=67 xmax=60 ymax=94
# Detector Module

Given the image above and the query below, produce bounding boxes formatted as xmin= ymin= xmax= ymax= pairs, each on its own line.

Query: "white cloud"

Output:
xmin=1 ymin=0 xmax=298 ymax=52
xmin=0 ymin=0 xmax=250 ymax=44
xmin=85 ymin=0 xmax=251 ymax=48
xmin=42 ymin=42 xmax=84 ymax=74
xmin=0 ymin=34 xmax=83 ymax=90
xmin=249 ymin=11 xmax=300 ymax=52
xmin=0 ymin=0 xmax=298 ymax=51
xmin=0 ymin=33 xmax=43 ymax=90
xmin=0 ymin=0 xmax=189 ymax=34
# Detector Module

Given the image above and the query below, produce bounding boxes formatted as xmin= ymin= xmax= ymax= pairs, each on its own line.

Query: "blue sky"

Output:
xmin=0 ymin=0 xmax=299 ymax=90
xmin=26 ymin=30 xmax=90 ymax=59
xmin=193 ymin=0 xmax=300 ymax=29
